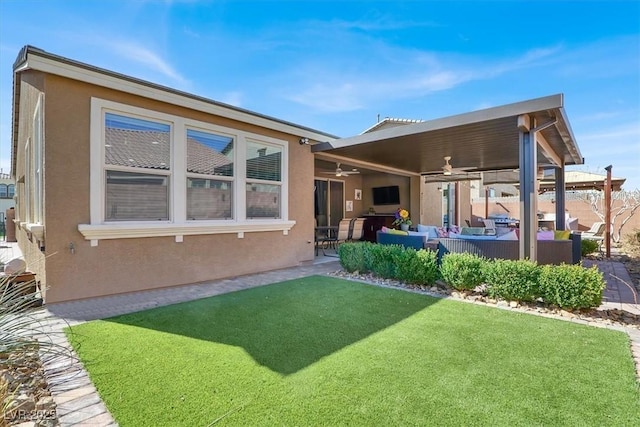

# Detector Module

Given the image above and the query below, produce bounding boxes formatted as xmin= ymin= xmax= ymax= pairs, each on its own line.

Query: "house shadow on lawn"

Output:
xmin=104 ymin=275 xmax=439 ymax=375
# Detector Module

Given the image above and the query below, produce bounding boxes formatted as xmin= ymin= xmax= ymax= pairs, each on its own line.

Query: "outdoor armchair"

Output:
xmin=581 ymin=221 xmax=606 ymax=251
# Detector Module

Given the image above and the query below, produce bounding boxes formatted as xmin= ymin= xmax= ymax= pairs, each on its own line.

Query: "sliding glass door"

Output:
xmin=314 ymin=179 xmax=344 ymax=227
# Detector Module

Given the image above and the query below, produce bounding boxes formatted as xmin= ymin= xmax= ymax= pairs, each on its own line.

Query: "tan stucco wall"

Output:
xmin=458 ymin=182 xmax=472 ymax=226
xmin=420 ymin=182 xmax=443 ymax=226
xmin=361 ymin=174 xmax=411 ymax=215
xmin=17 ymin=73 xmax=316 ymax=303
xmin=343 ymin=174 xmax=365 ymax=217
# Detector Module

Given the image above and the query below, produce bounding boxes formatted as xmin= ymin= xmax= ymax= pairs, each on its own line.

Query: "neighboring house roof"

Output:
xmin=186 ymin=136 xmax=234 ymax=175
xmin=540 ymin=170 xmax=626 ymax=191
xmin=483 ymin=169 xmax=626 ymax=191
xmin=10 ymin=45 xmax=337 ymax=178
xmin=361 ymin=117 xmax=424 ymax=134
xmin=105 ymin=128 xmax=233 ymax=174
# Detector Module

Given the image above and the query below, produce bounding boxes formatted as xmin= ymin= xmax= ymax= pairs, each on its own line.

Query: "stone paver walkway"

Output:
xmin=2 ymin=239 xmax=638 ymax=426
xmin=584 ymin=258 xmax=640 ymax=314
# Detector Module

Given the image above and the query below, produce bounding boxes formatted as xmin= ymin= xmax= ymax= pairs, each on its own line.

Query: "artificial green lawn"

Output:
xmin=67 ymin=276 xmax=640 ymax=426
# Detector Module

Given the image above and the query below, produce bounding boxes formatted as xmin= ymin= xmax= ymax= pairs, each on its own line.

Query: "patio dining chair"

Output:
xmin=321 ymin=219 xmax=352 ymax=253
xmin=349 ymin=218 xmax=365 ymax=242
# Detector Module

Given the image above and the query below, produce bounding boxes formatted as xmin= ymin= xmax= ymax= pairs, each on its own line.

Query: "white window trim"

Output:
xmin=79 ymin=98 xmax=294 ymax=244
xmin=33 ymin=93 xmax=44 ymax=225
xmin=22 ymin=93 xmax=46 ymax=242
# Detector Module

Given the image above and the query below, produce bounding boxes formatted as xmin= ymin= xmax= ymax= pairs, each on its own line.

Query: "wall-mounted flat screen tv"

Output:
xmin=372 ymin=185 xmax=400 ymax=205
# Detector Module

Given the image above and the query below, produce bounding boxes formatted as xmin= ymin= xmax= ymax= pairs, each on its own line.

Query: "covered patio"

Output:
xmin=312 ymin=94 xmax=584 ymax=262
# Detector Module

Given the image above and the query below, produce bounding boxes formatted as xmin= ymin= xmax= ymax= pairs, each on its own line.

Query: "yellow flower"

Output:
xmin=393 ymin=208 xmax=412 ymax=227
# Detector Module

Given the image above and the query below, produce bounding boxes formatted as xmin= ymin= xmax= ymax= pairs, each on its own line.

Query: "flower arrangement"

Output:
xmin=392 ymin=208 xmax=412 ymax=227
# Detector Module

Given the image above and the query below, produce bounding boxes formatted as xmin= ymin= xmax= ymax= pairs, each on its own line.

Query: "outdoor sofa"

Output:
xmin=376 ymin=227 xmax=581 ymax=265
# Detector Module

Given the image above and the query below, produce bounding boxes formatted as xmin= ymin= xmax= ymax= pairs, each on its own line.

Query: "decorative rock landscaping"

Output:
xmin=329 ymin=269 xmax=640 ymax=329
xmin=1 ymin=346 xmax=59 ymax=426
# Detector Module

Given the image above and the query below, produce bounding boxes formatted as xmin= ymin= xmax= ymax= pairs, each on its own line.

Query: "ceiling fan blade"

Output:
xmin=319 ymin=162 xmax=360 ymax=176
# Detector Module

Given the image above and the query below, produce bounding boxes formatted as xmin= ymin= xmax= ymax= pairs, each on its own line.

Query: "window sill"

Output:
xmin=26 ymin=223 xmax=45 ymax=239
xmin=16 ymin=223 xmax=45 ymax=240
xmin=77 ymin=220 xmax=296 ymax=246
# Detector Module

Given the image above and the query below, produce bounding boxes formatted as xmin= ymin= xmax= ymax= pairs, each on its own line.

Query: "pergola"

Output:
xmin=312 ymin=94 xmax=584 ymax=262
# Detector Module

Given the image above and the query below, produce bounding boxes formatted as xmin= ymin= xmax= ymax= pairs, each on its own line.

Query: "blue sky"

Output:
xmin=1 ymin=0 xmax=639 ymax=189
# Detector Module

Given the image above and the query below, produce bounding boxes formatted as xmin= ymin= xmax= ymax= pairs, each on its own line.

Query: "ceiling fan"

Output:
xmin=321 ymin=162 xmax=360 ymax=177
xmin=423 ymin=156 xmax=478 ymax=177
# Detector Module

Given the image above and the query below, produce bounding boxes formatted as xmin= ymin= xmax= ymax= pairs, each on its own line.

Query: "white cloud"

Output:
xmin=328 ymin=16 xmax=440 ymax=32
xmin=284 ymin=45 xmax=559 ymax=113
xmin=578 ymin=123 xmax=640 ymax=143
xmin=576 ymin=111 xmax=625 ymax=122
xmin=104 ymin=40 xmax=187 ymax=86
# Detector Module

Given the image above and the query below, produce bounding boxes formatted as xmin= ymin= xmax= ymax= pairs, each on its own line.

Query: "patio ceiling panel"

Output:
xmin=312 ymin=94 xmax=583 ymax=176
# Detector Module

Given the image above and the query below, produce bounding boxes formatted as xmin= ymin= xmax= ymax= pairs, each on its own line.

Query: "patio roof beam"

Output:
xmin=536 ymin=129 xmax=563 ymax=167
xmin=314 ymin=152 xmax=420 ymax=177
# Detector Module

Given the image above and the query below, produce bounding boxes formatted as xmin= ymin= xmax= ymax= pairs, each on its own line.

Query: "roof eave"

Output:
xmin=312 ymin=94 xmax=585 ymax=168
xmin=554 ymin=104 xmax=584 ymax=166
xmin=313 ymin=94 xmax=566 ymax=152
xmin=12 ymin=45 xmax=338 ymax=149
xmin=9 ymin=46 xmax=31 ymax=178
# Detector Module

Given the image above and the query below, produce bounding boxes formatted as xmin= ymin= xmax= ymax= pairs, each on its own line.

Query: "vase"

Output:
xmin=400 ymin=224 xmax=409 ymax=231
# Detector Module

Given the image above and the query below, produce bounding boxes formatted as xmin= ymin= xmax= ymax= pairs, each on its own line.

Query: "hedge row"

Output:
xmin=338 ymin=242 xmax=439 ymax=286
xmin=338 ymin=243 xmax=606 ymax=310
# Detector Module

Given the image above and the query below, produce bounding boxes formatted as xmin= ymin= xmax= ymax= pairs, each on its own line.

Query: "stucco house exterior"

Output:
xmin=11 ymin=46 xmax=584 ymax=304
xmin=10 ymin=46 xmax=342 ymax=303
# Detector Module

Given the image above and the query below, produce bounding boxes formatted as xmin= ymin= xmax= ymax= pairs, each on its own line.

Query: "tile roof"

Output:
xmin=105 ymin=128 xmax=233 ymax=174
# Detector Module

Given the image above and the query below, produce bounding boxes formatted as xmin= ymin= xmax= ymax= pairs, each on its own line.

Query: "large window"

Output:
xmin=186 ymin=129 xmax=234 ymax=220
xmin=81 ymin=98 xmax=293 ymax=243
xmin=104 ymin=113 xmax=171 ymax=221
xmin=33 ymin=96 xmax=43 ymax=224
xmin=246 ymin=141 xmax=282 ymax=219
xmin=23 ymin=94 xmax=44 ymax=226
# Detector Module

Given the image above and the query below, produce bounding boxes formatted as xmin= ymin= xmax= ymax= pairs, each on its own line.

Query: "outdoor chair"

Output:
xmin=582 ymin=221 xmax=606 ymax=251
xmin=482 ymin=219 xmax=496 ymax=235
xmin=321 ymin=219 xmax=351 ymax=252
xmin=350 ymin=218 xmax=365 ymax=241
xmin=314 ymin=220 xmax=328 ymax=256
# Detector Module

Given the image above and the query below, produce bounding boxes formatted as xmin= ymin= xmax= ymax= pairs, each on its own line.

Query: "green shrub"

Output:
xmin=393 ymin=249 xmax=439 ymax=285
xmin=581 ymin=239 xmax=600 ymax=257
xmin=440 ymin=253 xmax=486 ymax=290
xmin=338 ymin=242 xmax=373 ymax=273
xmin=539 ymin=264 xmax=606 ymax=309
xmin=483 ymin=259 xmax=541 ymax=302
xmin=366 ymin=244 xmax=405 ymax=279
